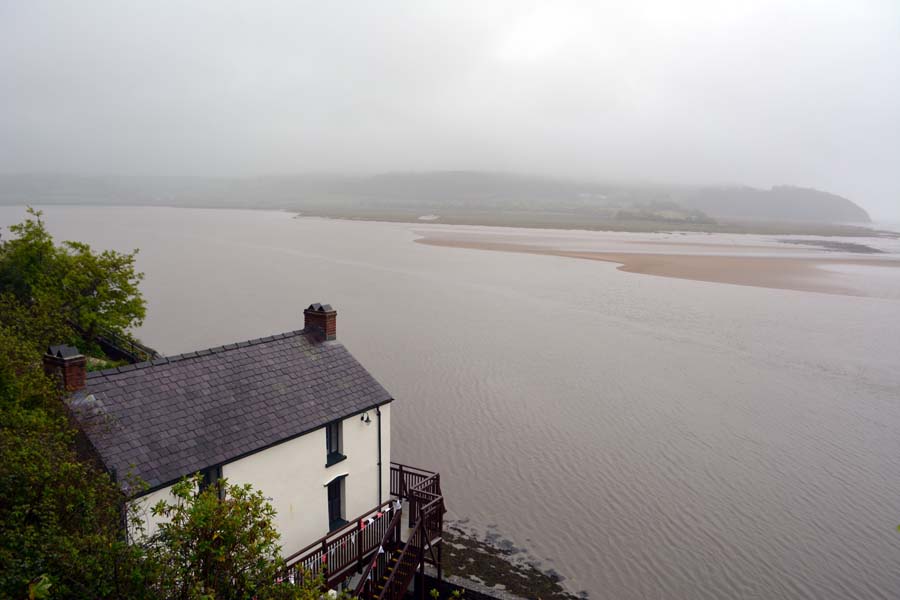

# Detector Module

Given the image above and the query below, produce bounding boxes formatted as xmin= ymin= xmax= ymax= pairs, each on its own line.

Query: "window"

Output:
xmin=327 ymin=476 xmax=346 ymax=531
xmin=200 ymin=465 xmax=223 ymax=499
xmin=325 ymin=420 xmax=345 ymax=467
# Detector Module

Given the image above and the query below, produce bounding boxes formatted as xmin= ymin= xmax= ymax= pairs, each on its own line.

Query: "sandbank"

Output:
xmin=416 ymin=236 xmax=900 ymax=298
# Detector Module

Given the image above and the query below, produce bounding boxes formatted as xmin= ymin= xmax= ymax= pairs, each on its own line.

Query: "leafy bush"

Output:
xmin=0 ymin=207 xmax=145 ymax=346
xmin=146 ymin=475 xmax=288 ymax=599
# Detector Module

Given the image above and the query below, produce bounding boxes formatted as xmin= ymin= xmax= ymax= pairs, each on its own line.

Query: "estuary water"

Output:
xmin=4 ymin=206 xmax=900 ymax=599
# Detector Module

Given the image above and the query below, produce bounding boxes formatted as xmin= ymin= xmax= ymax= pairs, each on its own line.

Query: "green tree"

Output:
xmin=0 ymin=207 xmax=56 ymax=302
xmin=146 ymin=475 xmax=316 ymax=600
xmin=0 ymin=292 xmax=74 ymax=359
xmin=0 ymin=207 xmax=146 ymax=346
xmin=50 ymin=240 xmax=145 ymax=342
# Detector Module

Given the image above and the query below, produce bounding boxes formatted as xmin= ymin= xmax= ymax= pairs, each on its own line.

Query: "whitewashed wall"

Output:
xmin=224 ymin=403 xmax=391 ymax=555
xmin=127 ymin=483 xmax=176 ymax=540
xmin=127 ymin=403 xmax=391 ymax=554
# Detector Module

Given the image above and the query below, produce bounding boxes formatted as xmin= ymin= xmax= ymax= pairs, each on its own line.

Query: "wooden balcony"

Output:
xmin=282 ymin=498 xmax=400 ymax=588
xmin=282 ymin=462 xmax=445 ymax=600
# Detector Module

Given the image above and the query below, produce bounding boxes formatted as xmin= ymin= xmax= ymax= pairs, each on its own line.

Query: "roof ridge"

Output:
xmin=86 ymin=328 xmax=311 ymax=379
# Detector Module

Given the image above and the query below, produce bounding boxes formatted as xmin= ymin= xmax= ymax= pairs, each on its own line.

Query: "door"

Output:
xmin=327 ymin=477 xmax=344 ymax=531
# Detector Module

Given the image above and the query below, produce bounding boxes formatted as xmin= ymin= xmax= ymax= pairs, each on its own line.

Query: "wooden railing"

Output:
xmin=391 ymin=463 xmax=436 ymax=499
xmin=96 ymin=326 xmax=161 ymax=363
xmin=67 ymin=318 xmax=161 ymax=364
xmin=283 ymin=500 xmax=398 ymax=588
xmin=391 ymin=463 xmax=445 ymax=533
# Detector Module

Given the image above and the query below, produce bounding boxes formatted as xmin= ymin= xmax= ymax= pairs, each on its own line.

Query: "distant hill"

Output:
xmin=0 ymin=172 xmax=871 ymax=225
xmin=673 ymin=185 xmax=871 ymax=223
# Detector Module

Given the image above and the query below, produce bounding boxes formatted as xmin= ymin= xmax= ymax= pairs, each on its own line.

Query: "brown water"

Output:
xmin=5 ymin=206 xmax=900 ymax=599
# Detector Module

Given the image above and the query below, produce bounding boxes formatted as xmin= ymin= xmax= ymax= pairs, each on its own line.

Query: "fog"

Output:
xmin=1 ymin=1 xmax=898 ymax=220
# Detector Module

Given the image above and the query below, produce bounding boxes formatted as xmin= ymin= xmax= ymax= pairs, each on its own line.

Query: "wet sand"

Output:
xmin=416 ymin=237 xmax=900 ymax=297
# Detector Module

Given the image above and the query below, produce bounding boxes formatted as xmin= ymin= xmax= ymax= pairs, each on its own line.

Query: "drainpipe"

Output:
xmin=376 ymin=406 xmax=383 ymax=503
xmin=375 ymin=406 xmax=383 ymax=504
xmin=375 ymin=406 xmax=382 ymax=504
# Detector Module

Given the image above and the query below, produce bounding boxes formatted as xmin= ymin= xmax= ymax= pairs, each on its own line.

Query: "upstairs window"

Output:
xmin=325 ymin=420 xmax=345 ymax=467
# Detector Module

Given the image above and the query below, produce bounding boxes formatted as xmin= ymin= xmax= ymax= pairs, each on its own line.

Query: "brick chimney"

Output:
xmin=304 ymin=303 xmax=337 ymax=341
xmin=43 ymin=345 xmax=87 ymax=392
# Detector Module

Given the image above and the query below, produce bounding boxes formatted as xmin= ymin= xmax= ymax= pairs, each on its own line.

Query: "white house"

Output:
xmin=47 ymin=303 xmax=445 ymax=598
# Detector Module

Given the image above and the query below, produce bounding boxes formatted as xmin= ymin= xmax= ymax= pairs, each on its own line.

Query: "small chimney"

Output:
xmin=43 ymin=345 xmax=87 ymax=392
xmin=304 ymin=303 xmax=337 ymax=341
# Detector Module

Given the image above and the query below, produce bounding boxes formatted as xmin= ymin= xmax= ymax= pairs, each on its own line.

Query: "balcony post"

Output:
xmin=357 ymin=518 xmax=363 ymax=571
xmin=321 ymin=538 xmax=328 ymax=583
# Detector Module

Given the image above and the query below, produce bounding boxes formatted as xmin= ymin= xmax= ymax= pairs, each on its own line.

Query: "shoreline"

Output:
xmin=441 ymin=527 xmax=582 ymax=600
xmin=415 ymin=236 xmax=900 ymax=298
xmin=289 ymin=208 xmax=900 ymax=238
xmin=4 ymin=202 xmax=897 ymax=238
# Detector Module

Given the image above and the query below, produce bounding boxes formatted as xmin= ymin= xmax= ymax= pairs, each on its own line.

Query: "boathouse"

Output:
xmin=45 ymin=303 xmax=445 ymax=599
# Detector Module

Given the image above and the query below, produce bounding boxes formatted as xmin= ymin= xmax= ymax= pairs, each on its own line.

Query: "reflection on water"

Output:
xmin=4 ymin=206 xmax=900 ymax=600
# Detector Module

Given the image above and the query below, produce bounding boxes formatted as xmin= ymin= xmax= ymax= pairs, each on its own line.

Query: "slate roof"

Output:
xmin=69 ymin=329 xmax=393 ymax=492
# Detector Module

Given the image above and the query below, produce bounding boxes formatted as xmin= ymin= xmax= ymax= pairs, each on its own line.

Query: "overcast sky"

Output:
xmin=1 ymin=1 xmax=898 ymax=219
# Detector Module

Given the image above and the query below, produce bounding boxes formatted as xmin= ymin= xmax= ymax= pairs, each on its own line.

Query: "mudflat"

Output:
xmin=416 ymin=234 xmax=900 ymax=298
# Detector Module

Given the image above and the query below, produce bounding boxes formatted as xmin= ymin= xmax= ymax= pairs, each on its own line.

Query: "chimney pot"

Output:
xmin=43 ymin=345 xmax=87 ymax=392
xmin=304 ymin=303 xmax=337 ymax=341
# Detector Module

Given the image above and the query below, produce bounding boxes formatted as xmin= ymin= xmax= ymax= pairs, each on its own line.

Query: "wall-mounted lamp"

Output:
xmin=360 ymin=412 xmax=371 ymax=424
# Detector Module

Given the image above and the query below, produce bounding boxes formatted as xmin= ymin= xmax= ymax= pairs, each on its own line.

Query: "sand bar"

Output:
xmin=416 ymin=234 xmax=900 ymax=298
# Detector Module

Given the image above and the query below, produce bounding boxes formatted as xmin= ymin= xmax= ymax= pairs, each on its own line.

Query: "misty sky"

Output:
xmin=1 ymin=1 xmax=898 ymax=219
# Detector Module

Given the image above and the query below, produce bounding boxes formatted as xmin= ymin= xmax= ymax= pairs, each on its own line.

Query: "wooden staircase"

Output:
xmin=367 ymin=464 xmax=445 ymax=600
xmin=354 ymin=508 xmax=404 ymax=599
xmin=375 ymin=554 xmax=400 ymax=596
